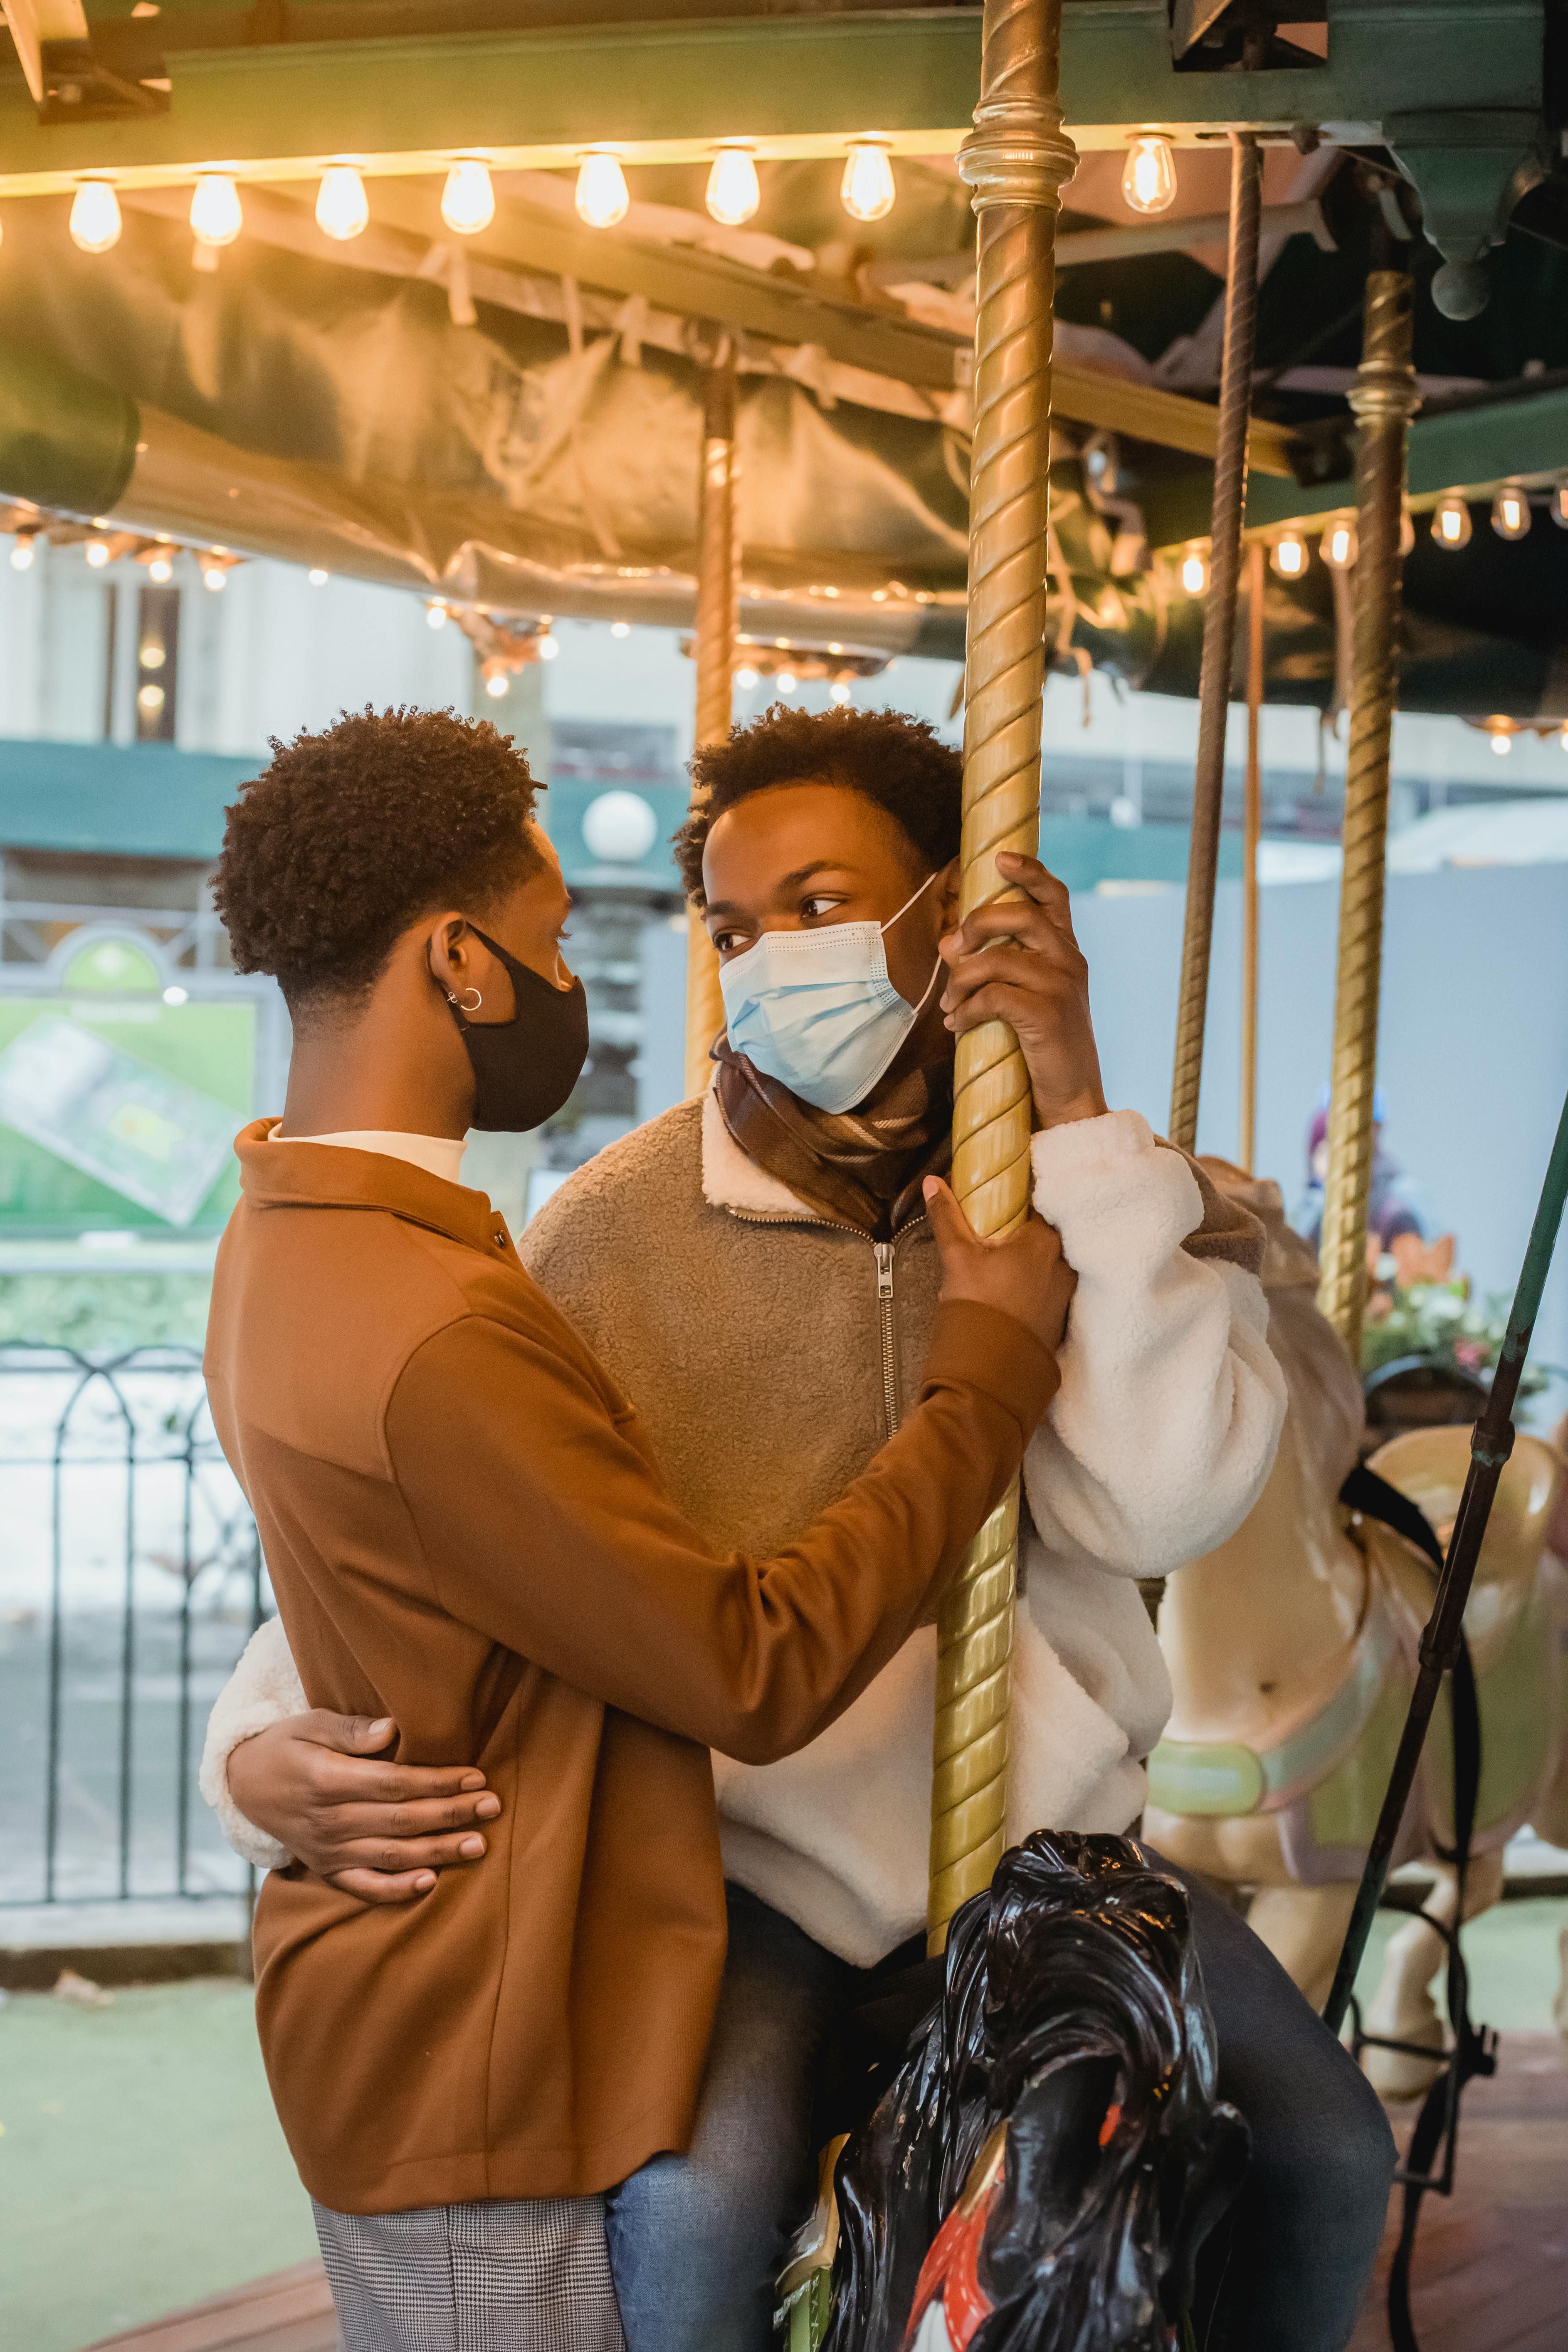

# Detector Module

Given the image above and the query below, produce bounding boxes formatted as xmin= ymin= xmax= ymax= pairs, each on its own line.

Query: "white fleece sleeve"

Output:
xmin=198 ymin=1614 xmax=307 ymax=1872
xmin=1023 ymin=1109 xmax=1286 ymax=1576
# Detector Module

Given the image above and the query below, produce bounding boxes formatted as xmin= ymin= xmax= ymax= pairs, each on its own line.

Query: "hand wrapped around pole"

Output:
xmin=930 ymin=0 xmax=1075 ymax=1952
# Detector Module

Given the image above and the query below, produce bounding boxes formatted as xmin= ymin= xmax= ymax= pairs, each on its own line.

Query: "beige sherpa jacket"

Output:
xmin=204 ymin=1099 xmax=1286 ymax=1967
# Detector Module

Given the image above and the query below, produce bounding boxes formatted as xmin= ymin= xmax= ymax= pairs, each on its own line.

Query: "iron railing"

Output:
xmin=0 ymin=1342 xmax=270 ymax=1908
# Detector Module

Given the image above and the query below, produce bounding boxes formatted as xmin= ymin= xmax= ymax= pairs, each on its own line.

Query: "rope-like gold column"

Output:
xmin=1168 ymin=132 xmax=1263 ymax=1154
xmin=683 ymin=344 xmax=739 ymax=1098
xmin=928 ymin=0 xmax=1076 ymax=1953
xmin=1317 ymin=273 xmax=1420 ymax=1357
xmin=1239 ymin=537 xmax=1265 ymax=1174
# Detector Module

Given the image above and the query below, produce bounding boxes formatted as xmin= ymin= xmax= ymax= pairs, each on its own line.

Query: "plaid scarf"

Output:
xmin=712 ymin=1037 xmax=953 ymax=1239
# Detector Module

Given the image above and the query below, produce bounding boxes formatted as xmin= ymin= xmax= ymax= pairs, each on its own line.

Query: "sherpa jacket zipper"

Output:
xmin=725 ymin=1204 xmax=927 ymax=1441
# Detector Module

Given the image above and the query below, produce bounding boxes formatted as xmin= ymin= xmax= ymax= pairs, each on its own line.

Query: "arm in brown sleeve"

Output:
xmin=383 ymin=1297 xmax=1057 ymax=1766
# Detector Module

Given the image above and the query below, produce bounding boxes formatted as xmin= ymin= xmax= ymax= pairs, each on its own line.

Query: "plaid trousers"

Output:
xmin=313 ymin=2193 xmax=628 ymax=2352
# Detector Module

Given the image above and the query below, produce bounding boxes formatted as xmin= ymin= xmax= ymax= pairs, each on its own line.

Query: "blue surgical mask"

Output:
xmin=718 ymin=871 xmax=943 ymax=1113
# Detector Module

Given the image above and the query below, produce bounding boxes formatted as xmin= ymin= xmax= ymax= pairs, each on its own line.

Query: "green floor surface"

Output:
xmin=0 ymin=1977 xmax=319 ymax=2352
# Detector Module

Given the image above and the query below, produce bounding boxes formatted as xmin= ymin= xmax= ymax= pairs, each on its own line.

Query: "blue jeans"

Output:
xmin=603 ymin=1864 xmax=1395 ymax=2352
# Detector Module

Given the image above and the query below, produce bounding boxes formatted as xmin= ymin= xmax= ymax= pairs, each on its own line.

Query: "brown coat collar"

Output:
xmin=235 ymin=1120 xmax=512 ymax=1259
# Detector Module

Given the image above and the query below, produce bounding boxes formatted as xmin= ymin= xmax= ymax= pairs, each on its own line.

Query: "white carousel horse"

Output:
xmin=1144 ymin=1164 xmax=1568 ymax=2095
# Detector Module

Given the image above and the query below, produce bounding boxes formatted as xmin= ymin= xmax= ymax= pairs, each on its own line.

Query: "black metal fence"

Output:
xmin=0 ymin=1342 xmax=271 ymax=1909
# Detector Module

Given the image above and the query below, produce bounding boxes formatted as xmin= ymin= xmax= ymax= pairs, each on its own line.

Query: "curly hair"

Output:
xmin=673 ymin=704 xmax=961 ymax=902
xmin=213 ymin=706 xmax=541 ymax=1014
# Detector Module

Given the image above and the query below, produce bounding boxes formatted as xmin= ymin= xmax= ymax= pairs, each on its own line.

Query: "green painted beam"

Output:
xmin=0 ymin=738 xmax=260 ymax=859
xmin=0 ymin=0 xmax=1543 ymax=192
xmin=1243 ymin=383 xmax=1568 ymax=534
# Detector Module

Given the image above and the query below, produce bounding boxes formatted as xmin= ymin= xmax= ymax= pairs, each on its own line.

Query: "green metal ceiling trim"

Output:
xmin=0 ymin=0 xmax=1543 ymax=190
xmin=1238 ymin=384 xmax=1568 ymax=535
xmin=0 ymin=342 xmax=139 ymax=519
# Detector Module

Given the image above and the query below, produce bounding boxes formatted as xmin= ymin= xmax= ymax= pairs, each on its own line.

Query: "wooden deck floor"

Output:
xmin=86 ymin=2035 xmax=1568 ymax=2352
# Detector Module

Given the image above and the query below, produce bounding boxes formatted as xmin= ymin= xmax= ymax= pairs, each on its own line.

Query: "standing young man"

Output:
xmin=201 ymin=706 xmax=1071 ymax=2352
xmin=207 ymin=707 xmax=1394 ymax=2352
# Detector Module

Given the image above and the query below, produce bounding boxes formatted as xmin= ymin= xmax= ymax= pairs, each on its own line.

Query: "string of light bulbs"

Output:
xmin=62 ymin=133 xmax=903 ymax=259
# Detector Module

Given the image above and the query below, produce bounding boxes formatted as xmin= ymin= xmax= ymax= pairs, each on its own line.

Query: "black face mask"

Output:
xmin=441 ymin=926 xmax=590 ymax=1133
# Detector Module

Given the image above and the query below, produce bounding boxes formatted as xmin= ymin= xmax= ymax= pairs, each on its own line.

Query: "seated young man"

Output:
xmin=207 ymin=706 xmax=1394 ymax=2352
xmin=202 ymin=707 xmax=1072 ymax=2352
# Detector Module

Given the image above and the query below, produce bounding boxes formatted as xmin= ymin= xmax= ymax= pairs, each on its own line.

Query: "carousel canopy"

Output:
xmin=0 ymin=1 xmax=1565 ymax=716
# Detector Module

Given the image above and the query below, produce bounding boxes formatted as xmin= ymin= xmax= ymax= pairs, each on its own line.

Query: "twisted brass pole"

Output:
xmin=1240 ymin=537 xmax=1265 ymax=1174
xmin=928 ymin=0 xmax=1076 ymax=1953
xmin=684 ymin=343 xmax=738 ymax=1098
xmin=1317 ymin=273 xmax=1420 ymax=1357
xmin=1168 ymin=131 xmax=1262 ymax=1154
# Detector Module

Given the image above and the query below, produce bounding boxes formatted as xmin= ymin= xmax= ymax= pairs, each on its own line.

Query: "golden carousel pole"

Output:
xmin=928 ymin=0 xmax=1077 ymax=1953
xmin=1168 ymin=131 xmax=1264 ymax=1155
xmin=683 ymin=337 xmax=740 ymax=1099
xmin=1239 ymin=537 xmax=1265 ymax=1174
xmin=1316 ymin=273 xmax=1420 ymax=1357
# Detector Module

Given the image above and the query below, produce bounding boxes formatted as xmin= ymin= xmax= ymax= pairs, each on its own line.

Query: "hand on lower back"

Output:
xmin=923 ymin=1175 xmax=1077 ymax=1359
xmin=226 ymin=1710 xmax=502 ymax=1905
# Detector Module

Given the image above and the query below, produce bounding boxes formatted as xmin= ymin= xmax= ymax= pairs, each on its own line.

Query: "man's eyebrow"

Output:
xmin=705 ymin=861 xmax=859 ymax=919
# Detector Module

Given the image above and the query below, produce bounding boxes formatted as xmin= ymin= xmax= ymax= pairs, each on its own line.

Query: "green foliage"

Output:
xmin=1360 ymin=1278 xmax=1546 ymax=1394
xmin=0 ymin=1271 xmax=212 ymax=1352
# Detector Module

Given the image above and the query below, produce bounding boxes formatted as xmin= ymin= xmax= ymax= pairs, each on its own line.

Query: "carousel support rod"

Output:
xmin=1168 ymin=131 xmax=1263 ymax=1156
xmin=683 ymin=337 xmax=739 ymax=1099
xmin=1316 ymin=274 xmax=1420 ymax=1359
xmin=929 ymin=0 xmax=1077 ymax=1954
xmin=1239 ymin=538 xmax=1264 ymax=1174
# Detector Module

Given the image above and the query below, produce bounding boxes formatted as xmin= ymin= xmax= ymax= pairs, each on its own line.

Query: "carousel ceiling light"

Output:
xmin=148 ymin=554 xmax=173 ymax=582
xmin=1489 ymin=728 xmax=1512 ymax=755
xmin=202 ymin=562 xmax=228 ymax=591
xmin=610 ymin=620 xmax=630 ymax=637
xmin=426 ymin=602 xmax=448 ymax=628
xmin=1121 ymin=133 xmax=1177 ymax=216
xmin=308 ymin=567 xmax=328 ymax=586
xmin=10 ymin=536 xmax=36 ymax=571
xmin=69 ymin=179 xmax=122 ymax=254
xmin=1270 ymin=530 xmax=1308 ymax=579
xmin=735 ymin=665 xmax=759 ymax=689
xmin=830 ymin=682 xmax=852 ymax=704
xmin=1491 ymin=485 xmax=1531 ymax=540
xmin=1323 ymin=519 xmax=1357 ymax=571
xmin=775 ymin=669 xmax=798 ymax=693
xmin=840 ymin=139 xmax=895 ymax=224
xmin=1552 ymin=485 xmax=1568 ymax=530
xmin=84 ymin=538 xmax=111 ymax=568
xmin=1179 ymin=546 xmax=1207 ymax=595
xmin=137 ymin=682 xmax=165 ymax=713
xmin=316 ymin=166 xmax=370 ymax=242
xmin=706 ymin=143 xmax=760 ymax=228
xmin=442 ymin=160 xmax=495 ymax=237
xmin=484 ymin=671 xmax=509 ymax=698
xmin=190 ymin=174 xmax=243 ymax=248
xmin=575 ymin=149 xmax=629 ymax=230
xmin=538 ymin=632 xmax=560 ymax=660
xmin=1431 ymin=494 xmax=1472 ymax=549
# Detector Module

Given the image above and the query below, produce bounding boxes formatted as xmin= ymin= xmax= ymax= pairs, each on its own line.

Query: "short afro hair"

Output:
xmin=674 ymin=704 xmax=961 ymax=902
xmin=214 ymin=706 xmax=541 ymax=1015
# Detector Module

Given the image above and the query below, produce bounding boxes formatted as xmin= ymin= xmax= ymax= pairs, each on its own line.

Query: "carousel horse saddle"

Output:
xmin=815 ymin=1832 xmax=1249 ymax=2352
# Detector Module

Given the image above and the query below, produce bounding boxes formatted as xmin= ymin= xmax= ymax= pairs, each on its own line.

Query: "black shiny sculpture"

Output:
xmin=822 ymin=1834 xmax=1250 ymax=2352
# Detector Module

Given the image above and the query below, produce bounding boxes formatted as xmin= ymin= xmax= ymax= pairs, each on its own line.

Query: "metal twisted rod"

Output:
xmin=1318 ymin=272 xmax=1420 ymax=1356
xmin=684 ymin=346 xmax=738 ymax=1098
xmin=1169 ymin=131 xmax=1262 ymax=1155
xmin=930 ymin=0 xmax=1075 ymax=1952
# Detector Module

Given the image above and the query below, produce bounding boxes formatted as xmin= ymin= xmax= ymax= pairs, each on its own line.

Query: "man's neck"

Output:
xmin=279 ymin=1031 xmax=469 ymax=1142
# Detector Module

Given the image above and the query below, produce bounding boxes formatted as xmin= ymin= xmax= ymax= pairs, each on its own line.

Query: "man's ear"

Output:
xmin=426 ymin=913 xmax=474 ymax=999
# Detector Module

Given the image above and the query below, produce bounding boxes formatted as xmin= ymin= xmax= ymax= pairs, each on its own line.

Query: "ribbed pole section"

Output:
xmin=1168 ymin=131 xmax=1262 ymax=1154
xmin=1317 ymin=273 xmax=1420 ymax=1357
xmin=683 ymin=344 xmax=738 ymax=1099
xmin=928 ymin=0 xmax=1076 ymax=1953
xmin=1240 ymin=537 xmax=1265 ymax=1173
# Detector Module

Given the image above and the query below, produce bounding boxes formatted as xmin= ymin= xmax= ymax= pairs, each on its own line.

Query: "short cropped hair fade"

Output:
xmin=214 ymin=707 xmax=541 ymax=1015
xmin=673 ymin=704 xmax=961 ymax=902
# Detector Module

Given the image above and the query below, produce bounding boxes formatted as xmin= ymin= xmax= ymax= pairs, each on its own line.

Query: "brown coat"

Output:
xmin=203 ymin=1123 xmax=1059 ymax=2212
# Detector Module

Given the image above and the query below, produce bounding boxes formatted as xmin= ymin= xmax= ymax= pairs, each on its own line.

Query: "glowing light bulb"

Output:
xmin=1553 ymin=485 xmax=1568 ymax=531
xmin=202 ymin=563 xmax=227 ymax=591
xmin=1560 ymin=722 xmax=1568 ymax=751
xmin=484 ymin=670 xmax=509 ymax=698
xmin=190 ymin=174 xmax=242 ymax=248
xmin=1270 ymin=530 xmax=1308 ymax=579
xmin=706 ymin=143 xmax=760 ymax=228
xmin=776 ymin=670 xmax=798 ymax=694
xmin=538 ymin=632 xmax=560 ymax=660
xmin=610 ymin=620 xmax=630 ymax=638
xmin=316 ymin=166 xmax=369 ymax=242
xmin=1490 ymin=729 xmax=1512 ymax=756
xmin=840 ymin=139 xmax=895 ymax=225
xmin=10 ymin=537 xmax=36 ymax=571
xmin=1121 ymin=134 xmax=1177 ymax=216
xmin=574 ymin=149 xmax=629 ymax=230
xmin=426 ymin=603 xmax=448 ymax=629
xmin=70 ymin=180 xmax=121 ymax=254
xmin=735 ymin=665 xmax=759 ymax=689
xmin=162 ymin=986 xmax=189 ymax=1006
xmin=441 ymin=160 xmax=495 ymax=237
xmin=139 ymin=640 xmax=165 ymax=670
xmin=1179 ymin=547 xmax=1207 ymax=596
xmin=1491 ymin=485 xmax=1531 ymax=540
xmin=1431 ymin=494 xmax=1471 ymax=549
xmin=308 ymin=567 xmax=328 ymax=586
xmin=830 ymin=682 xmax=852 ymax=705
xmin=1323 ymin=519 xmax=1357 ymax=571
xmin=84 ymin=538 xmax=111 ymax=568
xmin=148 ymin=555 xmax=173 ymax=583
xmin=137 ymin=682 xmax=165 ymax=714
